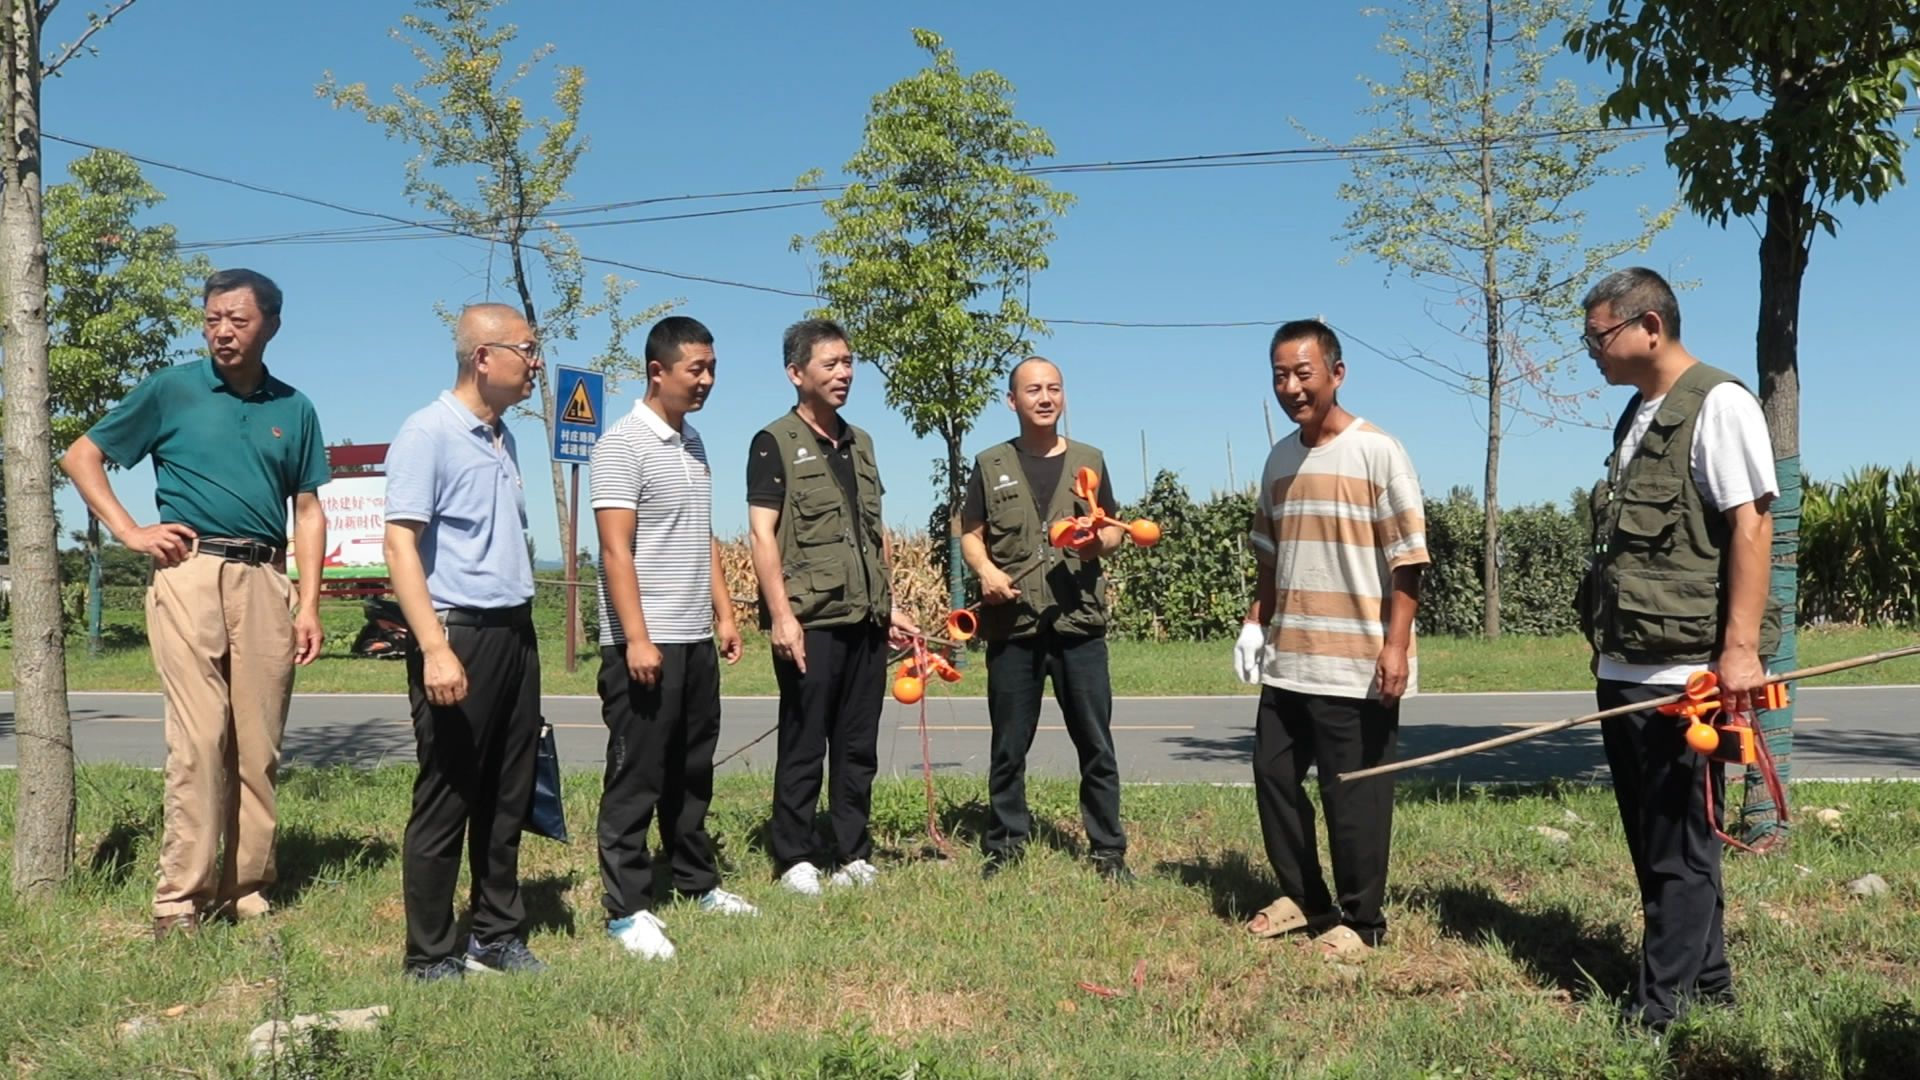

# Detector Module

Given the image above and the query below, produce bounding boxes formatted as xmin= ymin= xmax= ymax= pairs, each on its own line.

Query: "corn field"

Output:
xmin=715 ymin=530 xmax=951 ymax=634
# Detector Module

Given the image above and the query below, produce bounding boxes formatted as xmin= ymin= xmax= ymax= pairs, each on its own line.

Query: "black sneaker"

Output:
xmin=464 ymin=934 xmax=548 ymax=974
xmin=1092 ymin=854 xmax=1136 ymax=885
xmin=981 ymin=850 xmax=1021 ymax=880
xmin=405 ymin=956 xmax=467 ymax=983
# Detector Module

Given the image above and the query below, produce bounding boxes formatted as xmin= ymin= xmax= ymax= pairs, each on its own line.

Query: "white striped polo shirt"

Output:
xmin=589 ymin=401 xmax=714 ymax=645
xmin=1247 ymin=418 xmax=1430 ymax=699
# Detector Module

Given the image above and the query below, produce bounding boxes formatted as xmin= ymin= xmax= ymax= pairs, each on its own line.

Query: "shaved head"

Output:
xmin=454 ymin=303 xmax=530 ymax=374
xmin=1008 ymin=355 xmax=1060 ymax=393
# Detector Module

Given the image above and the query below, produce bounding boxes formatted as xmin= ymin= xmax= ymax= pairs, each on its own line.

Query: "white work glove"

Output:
xmin=1233 ymin=621 xmax=1268 ymax=685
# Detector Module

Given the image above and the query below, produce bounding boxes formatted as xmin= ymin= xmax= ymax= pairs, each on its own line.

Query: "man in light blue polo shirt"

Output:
xmin=383 ymin=302 xmax=545 ymax=982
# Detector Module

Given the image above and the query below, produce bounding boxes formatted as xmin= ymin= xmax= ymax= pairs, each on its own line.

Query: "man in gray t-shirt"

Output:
xmin=384 ymin=303 xmax=545 ymax=982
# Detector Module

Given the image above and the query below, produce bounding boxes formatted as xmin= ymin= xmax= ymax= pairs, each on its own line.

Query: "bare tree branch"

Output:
xmin=41 ymin=0 xmax=138 ymax=79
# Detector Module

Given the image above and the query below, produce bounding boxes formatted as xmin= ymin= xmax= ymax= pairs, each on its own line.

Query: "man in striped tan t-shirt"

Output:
xmin=1235 ymin=319 xmax=1428 ymax=961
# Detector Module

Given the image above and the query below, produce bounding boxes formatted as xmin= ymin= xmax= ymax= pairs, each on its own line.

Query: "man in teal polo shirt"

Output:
xmin=62 ymin=268 xmax=328 ymax=940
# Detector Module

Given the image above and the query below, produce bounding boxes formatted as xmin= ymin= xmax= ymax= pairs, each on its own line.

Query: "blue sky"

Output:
xmin=41 ymin=0 xmax=1920 ymax=558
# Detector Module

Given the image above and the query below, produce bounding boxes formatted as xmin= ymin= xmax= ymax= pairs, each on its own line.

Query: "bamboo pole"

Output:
xmin=1338 ymin=643 xmax=1920 ymax=783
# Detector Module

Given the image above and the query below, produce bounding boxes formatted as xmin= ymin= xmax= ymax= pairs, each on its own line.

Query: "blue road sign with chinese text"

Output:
xmin=552 ymin=366 xmax=604 ymax=464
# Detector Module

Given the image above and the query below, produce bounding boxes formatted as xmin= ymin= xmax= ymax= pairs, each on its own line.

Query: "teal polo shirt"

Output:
xmin=87 ymin=358 xmax=330 ymax=546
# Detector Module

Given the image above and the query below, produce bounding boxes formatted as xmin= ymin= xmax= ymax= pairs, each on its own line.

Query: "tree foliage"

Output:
xmin=1323 ymin=0 xmax=1672 ymax=637
xmin=45 ymin=148 xmax=210 ymax=453
xmin=319 ymin=0 xmax=671 ymax=648
xmin=798 ymin=28 xmax=1073 ymax=537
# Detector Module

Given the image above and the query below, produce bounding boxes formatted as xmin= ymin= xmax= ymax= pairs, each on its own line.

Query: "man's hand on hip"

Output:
xmin=122 ymin=522 xmax=197 ymax=568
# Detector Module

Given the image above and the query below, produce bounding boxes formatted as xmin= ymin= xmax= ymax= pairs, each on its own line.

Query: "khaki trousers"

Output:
xmin=146 ymin=553 xmax=296 ymax=917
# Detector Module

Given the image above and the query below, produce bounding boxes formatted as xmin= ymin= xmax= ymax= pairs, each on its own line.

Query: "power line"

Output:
xmin=55 ymin=119 xmax=1678 ymax=253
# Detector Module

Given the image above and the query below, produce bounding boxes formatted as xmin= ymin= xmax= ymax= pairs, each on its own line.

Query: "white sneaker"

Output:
xmin=829 ymin=859 xmax=879 ymax=888
xmin=607 ymin=911 xmax=676 ymax=960
xmin=778 ymin=862 xmax=823 ymax=897
xmin=693 ymin=887 xmax=760 ymax=917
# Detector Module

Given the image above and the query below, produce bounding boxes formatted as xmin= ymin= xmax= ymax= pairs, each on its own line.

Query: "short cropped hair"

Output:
xmin=1269 ymin=319 xmax=1342 ymax=367
xmin=1581 ymin=267 xmax=1682 ymax=342
xmin=203 ymin=268 xmax=283 ymax=319
xmin=644 ymin=315 xmax=714 ymax=370
xmin=782 ymin=318 xmax=848 ymax=370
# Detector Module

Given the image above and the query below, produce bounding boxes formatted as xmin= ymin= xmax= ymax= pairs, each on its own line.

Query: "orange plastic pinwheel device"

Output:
xmin=1656 ymin=670 xmax=1789 ymax=765
xmin=1049 ymin=467 xmax=1162 ymax=552
xmin=893 ymin=642 xmax=963 ymax=705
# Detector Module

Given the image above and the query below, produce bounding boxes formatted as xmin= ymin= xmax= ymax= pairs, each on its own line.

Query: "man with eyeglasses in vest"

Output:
xmin=1576 ymin=267 xmax=1780 ymax=1033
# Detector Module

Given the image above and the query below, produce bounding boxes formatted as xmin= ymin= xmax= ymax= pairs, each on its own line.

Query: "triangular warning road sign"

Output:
xmin=562 ymin=379 xmax=596 ymax=424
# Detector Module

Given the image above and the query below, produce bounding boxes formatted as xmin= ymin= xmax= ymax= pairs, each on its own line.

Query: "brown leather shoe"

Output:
xmin=152 ymin=911 xmax=201 ymax=941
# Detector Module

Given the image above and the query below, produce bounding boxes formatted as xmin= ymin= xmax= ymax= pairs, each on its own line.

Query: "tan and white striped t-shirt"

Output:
xmin=1248 ymin=419 xmax=1430 ymax=700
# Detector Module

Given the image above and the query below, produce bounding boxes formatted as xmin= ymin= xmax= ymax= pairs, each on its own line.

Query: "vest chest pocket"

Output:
xmin=853 ymin=451 xmax=883 ymax=518
xmin=790 ymin=481 xmax=845 ymax=547
xmin=1612 ymin=570 xmax=1719 ymax=654
xmin=1613 ymin=473 xmax=1686 ymax=551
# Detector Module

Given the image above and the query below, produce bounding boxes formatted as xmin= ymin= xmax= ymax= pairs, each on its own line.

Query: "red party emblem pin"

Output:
xmin=271 ymin=426 xmax=283 ymax=438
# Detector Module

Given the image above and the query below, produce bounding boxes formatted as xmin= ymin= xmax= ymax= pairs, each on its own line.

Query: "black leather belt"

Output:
xmin=442 ymin=603 xmax=534 ymax=628
xmin=196 ymin=537 xmax=286 ymax=565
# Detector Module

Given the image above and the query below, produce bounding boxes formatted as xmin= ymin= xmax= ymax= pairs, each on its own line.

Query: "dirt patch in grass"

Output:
xmin=749 ymin=970 xmax=990 ymax=1039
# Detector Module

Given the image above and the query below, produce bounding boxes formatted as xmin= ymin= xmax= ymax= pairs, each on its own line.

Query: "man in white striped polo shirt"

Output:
xmin=590 ymin=316 xmax=749 ymax=961
xmin=1234 ymin=319 xmax=1429 ymax=962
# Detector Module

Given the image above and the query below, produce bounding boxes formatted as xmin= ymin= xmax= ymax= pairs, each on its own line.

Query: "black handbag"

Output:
xmin=527 ymin=720 xmax=568 ymax=842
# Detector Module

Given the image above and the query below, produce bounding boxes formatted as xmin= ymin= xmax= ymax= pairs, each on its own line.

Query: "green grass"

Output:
xmin=7 ymin=604 xmax=1920 ymax=695
xmin=3 ymin=768 xmax=1917 ymax=1077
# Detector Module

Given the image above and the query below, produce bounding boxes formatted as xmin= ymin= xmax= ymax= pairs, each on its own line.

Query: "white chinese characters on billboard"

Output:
xmin=289 ymin=475 xmax=389 ymax=579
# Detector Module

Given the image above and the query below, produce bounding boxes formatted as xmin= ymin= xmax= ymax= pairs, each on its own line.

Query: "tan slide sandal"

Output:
xmin=1246 ymin=897 xmax=1314 ymax=939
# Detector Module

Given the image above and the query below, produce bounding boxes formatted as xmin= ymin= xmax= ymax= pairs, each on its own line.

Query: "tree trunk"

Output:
xmin=505 ymin=243 xmax=587 ymax=657
xmin=86 ymin=511 xmax=101 ymax=656
xmin=1477 ymin=0 xmax=1502 ymax=640
xmin=944 ymin=426 xmax=967 ymax=644
xmin=3 ymin=0 xmax=77 ymax=896
xmin=1743 ymin=181 xmax=1809 ymax=842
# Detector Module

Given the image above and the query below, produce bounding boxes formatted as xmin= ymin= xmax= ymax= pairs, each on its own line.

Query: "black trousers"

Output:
xmin=597 ymin=641 xmax=722 ymax=919
xmin=402 ymin=617 xmax=540 ymax=969
xmin=769 ymin=623 xmax=885 ymax=874
xmin=984 ymin=632 xmax=1126 ymax=858
xmin=1252 ymin=686 xmax=1399 ymax=944
xmin=1599 ymin=679 xmax=1731 ymax=1027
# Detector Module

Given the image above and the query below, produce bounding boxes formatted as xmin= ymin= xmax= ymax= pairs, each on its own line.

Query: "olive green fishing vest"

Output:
xmin=975 ymin=439 xmax=1111 ymax=641
xmin=760 ymin=411 xmax=892 ymax=629
xmin=1577 ymin=362 xmax=1781 ymax=665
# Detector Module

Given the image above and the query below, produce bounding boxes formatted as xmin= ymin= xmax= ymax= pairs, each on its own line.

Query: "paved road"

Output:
xmin=5 ymin=686 xmax=1917 ymax=783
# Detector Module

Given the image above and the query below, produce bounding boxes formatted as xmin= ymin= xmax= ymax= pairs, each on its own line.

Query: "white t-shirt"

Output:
xmin=1597 ymin=379 xmax=1778 ymax=685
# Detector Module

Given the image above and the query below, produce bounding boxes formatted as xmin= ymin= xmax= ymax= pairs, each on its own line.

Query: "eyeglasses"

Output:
xmin=1579 ymin=314 xmax=1640 ymax=353
xmin=481 ymin=341 xmax=541 ymax=362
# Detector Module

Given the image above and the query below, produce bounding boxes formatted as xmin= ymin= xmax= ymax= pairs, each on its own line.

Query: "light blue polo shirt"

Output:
xmin=385 ymin=391 xmax=535 ymax=610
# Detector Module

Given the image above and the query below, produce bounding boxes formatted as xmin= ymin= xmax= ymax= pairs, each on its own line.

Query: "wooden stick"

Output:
xmin=1338 ymin=643 xmax=1920 ymax=783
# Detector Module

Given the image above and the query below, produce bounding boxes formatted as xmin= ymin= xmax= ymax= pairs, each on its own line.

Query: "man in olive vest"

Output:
xmin=1576 ymin=267 xmax=1780 ymax=1033
xmin=960 ymin=356 xmax=1131 ymax=883
xmin=746 ymin=318 xmax=918 ymax=896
